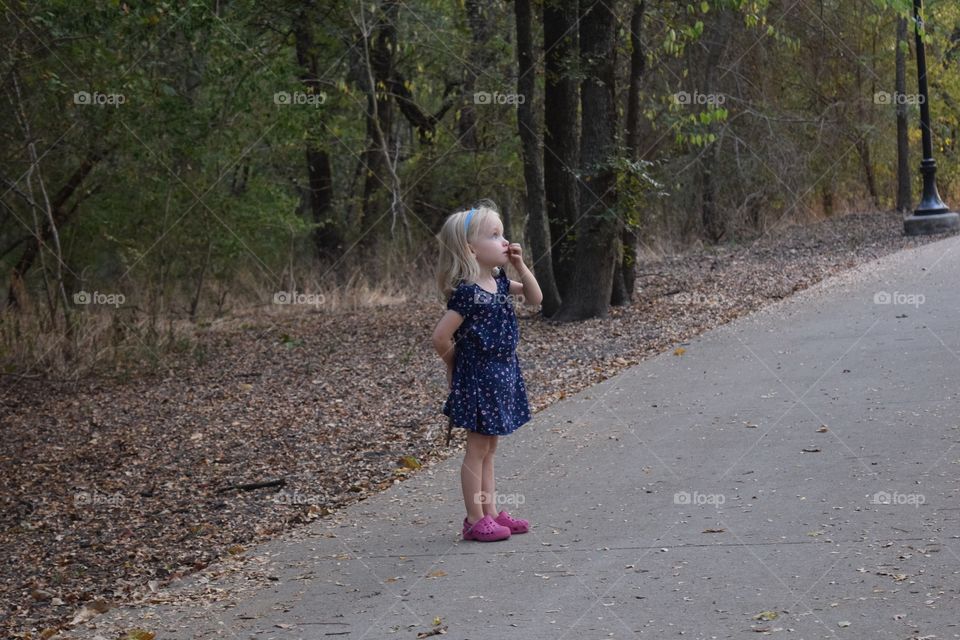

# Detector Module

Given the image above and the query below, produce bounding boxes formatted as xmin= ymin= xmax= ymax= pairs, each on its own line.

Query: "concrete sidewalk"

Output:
xmin=74 ymin=233 xmax=960 ymax=639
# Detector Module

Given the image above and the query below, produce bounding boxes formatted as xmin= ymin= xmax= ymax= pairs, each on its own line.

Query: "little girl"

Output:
xmin=432 ymin=200 xmax=543 ymax=542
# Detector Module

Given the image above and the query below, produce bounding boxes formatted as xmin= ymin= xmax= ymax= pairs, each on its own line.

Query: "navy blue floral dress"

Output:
xmin=442 ymin=267 xmax=532 ymax=436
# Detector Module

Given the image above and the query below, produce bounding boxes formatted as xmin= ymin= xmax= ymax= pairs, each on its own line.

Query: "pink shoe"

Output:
xmin=462 ymin=514 xmax=511 ymax=541
xmin=494 ymin=510 xmax=529 ymax=534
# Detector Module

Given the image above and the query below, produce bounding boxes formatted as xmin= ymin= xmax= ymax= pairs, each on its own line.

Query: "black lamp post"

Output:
xmin=904 ymin=0 xmax=959 ymax=235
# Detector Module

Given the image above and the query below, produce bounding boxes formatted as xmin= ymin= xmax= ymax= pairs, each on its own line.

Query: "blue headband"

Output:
xmin=464 ymin=208 xmax=476 ymax=234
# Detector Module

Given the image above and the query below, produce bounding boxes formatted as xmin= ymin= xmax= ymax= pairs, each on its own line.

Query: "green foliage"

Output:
xmin=3 ymin=0 xmax=960 ymax=336
xmin=612 ymin=155 xmax=667 ymax=231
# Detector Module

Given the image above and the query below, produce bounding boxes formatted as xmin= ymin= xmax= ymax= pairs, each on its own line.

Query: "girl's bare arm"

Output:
xmin=508 ymin=264 xmax=543 ymax=306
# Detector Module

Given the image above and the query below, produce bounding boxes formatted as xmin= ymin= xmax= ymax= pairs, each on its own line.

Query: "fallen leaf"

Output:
xmin=399 ymin=455 xmax=422 ymax=470
xmin=69 ymin=599 xmax=111 ymax=625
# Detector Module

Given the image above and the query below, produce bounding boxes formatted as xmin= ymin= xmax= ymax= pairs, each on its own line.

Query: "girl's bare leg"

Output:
xmin=461 ymin=431 xmax=493 ymax=523
xmin=480 ymin=435 xmax=499 ymax=518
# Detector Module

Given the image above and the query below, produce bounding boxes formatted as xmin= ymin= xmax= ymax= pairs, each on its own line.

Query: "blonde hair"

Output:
xmin=435 ymin=198 xmax=503 ymax=302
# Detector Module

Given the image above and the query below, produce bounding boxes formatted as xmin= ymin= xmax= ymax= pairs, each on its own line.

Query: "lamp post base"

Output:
xmin=903 ymin=211 xmax=960 ymax=236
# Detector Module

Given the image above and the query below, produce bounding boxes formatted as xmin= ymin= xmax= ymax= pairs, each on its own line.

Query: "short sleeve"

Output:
xmin=446 ymin=283 xmax=474 ymax=319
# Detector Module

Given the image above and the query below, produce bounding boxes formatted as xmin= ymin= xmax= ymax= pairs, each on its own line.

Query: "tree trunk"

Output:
xmin=552 ymin=0 xmax=619 ymax=322
xmin=543 ymin=0 xmax=580 ymax=300
xmin=294 ymin=13 xmax=341 ymax=261
xmin=857 ymin=137 xmax=880 ymax=208
xmin=461 ymin=0 xmax=495 ymax=151
xmin=613 ymin=0 xmax=647 ymax=306
xmin=698 ymin=7 xmax=733 ymax=244
xmin=305 ymin=147 xmax=335 ymax=258
xmin=359 ymin=0 xmax=399 ymax=234
xmin=7 ymin=151 xmax=106 ymax=308
xmin=822 ymin=185 xmax=834 ymax=217
xmin=624 ymin=0 xmax=645 ymax=159
xmin=854 ymin=63 xmax=880 ymax=209
xmin=515 ymin=0 xmax=561 ymax=316
xmin=895 ymin=16 xmax=911 ymax=213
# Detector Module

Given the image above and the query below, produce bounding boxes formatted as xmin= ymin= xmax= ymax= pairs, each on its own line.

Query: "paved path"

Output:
xmin=74 ymin=232 xmax=960 ymax=639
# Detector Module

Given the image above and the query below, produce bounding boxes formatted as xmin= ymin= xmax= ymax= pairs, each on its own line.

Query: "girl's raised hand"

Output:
xmin=507 ymin=243 xmax=525 ymax=270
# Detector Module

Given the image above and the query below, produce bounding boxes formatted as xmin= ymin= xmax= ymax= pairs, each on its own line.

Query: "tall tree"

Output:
xmin=553 ymin=0 xmax=620 ymax=321
xmin=698 ymin=5 xmax=735 ymax=243
xmin=294 ymin=2 xmax=341 ymax=262
xmin=543 ymin=0 xmax=580 ymax=299
xmin=355 ymin=0 xmax=400 ymax=233
xmin=461 ymin=0 xmax=495 ymax=151
xmin=895 ymin=15 xmax=912 ymax=212
xmin=854 ymin=20 xmax=880 ymax=210
xmin=515 ymin=0 xmax=561 ymax=315
xmin=612 ymin=0 xmax=647 ymax=306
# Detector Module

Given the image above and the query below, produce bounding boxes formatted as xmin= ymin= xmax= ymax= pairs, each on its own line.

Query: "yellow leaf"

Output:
xmin=399 ymin=455 xmax=422 ymax=470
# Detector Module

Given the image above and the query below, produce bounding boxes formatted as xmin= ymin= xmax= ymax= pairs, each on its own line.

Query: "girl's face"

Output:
xmin=469 ymin=218 xmax=510 ymax=268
